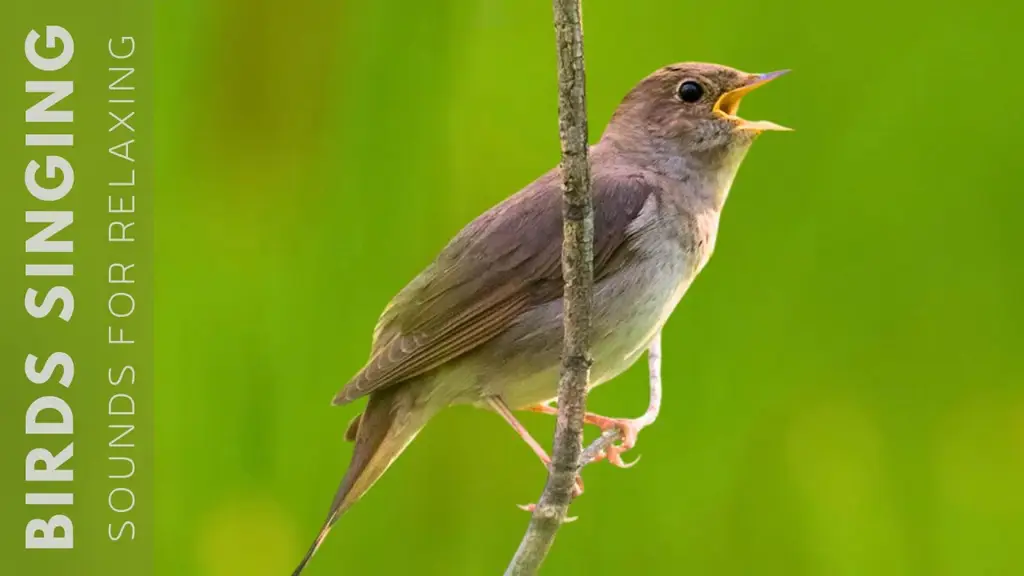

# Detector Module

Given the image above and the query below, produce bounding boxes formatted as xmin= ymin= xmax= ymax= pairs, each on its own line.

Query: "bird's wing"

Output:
xmin=332 ymin=167 xmax=655 ymax=405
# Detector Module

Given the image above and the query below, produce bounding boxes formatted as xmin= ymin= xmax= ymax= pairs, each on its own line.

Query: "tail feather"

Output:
xmin=292 ymin=387 xmax=425 ymax=575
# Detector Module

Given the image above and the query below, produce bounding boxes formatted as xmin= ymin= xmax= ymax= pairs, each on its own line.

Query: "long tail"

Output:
xmin=292 ymin=386 xmax=425 ymax=575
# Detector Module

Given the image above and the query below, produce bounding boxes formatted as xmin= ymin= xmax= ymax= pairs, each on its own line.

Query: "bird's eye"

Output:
xmin=677 ymin=80 xmax=704 ymax=103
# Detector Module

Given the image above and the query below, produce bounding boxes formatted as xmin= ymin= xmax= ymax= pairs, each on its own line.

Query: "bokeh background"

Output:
xmin=154 ymin=1 xmax=1024 ymax=575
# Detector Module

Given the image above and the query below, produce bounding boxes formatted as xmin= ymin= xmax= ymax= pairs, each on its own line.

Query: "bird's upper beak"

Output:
xmin=713 ymin=70 xmax=792 ymax=132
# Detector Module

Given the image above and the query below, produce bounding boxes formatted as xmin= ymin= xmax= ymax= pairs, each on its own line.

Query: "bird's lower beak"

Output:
xmin=713 ymin=69 xmax=792 ymax=132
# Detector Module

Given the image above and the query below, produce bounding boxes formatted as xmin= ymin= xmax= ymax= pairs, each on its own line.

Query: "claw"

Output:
xmin=587 ymin=416 xmax=646 ymax=468
xmin=607 ymin=450 xmax=641 ymax=469
xmin=527 ymin=401 xmax=655 ymax=470
xmin=526 ymin=402 xmax=558 ymax=416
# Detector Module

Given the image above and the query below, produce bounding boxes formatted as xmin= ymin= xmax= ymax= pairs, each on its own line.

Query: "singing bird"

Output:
xmin=293 ymin=62 xmax=790 ymax=574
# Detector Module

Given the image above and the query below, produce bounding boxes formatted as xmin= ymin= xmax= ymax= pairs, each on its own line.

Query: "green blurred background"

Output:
xmin=153 ymin=1 xmax=1023 ymax=575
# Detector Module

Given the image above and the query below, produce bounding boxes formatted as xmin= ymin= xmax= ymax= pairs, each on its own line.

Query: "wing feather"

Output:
xmin=333 ymin=166 xmax=654 ymax=405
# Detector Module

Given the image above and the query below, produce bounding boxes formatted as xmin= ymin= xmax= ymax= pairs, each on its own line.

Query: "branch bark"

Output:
xmin=503 ymin=0 xmax=591 ymax=574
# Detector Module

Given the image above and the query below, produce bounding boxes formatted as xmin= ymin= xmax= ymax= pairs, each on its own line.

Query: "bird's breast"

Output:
xmin=693 ymin=209 xmax=720 ymax=273
xmin=448 ymin=206 xmax=718 ymax=410
xmin=587 ymin=225 xmax=697 ymax=387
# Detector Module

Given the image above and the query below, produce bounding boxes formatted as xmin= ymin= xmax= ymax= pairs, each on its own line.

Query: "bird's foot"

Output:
xmin=525 ymin=402 xmax=559 ymax=416
xmin=587 ymin=415 xmax=645 ymax=469
xmin=525 ymin=403 xmax=646 ymax=469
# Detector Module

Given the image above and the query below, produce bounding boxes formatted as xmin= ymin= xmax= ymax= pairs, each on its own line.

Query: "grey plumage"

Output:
xmin=293 ymin=61 xmax=789 ymax=575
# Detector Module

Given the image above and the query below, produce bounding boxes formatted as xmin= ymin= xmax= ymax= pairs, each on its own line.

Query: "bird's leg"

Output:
xmin=524 ymin=331 xmax=664 ymax=469
xmin=524 ymin=402 xmax=559 ymax=416
xmin=486 ymin=396 xmax=585 ymax=503
xmin=591 ymin=331 xmax=664 ymax=468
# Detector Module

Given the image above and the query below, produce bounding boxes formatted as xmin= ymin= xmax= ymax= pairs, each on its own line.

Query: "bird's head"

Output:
xmin=606 ymin=62 xmax=790 ymax=154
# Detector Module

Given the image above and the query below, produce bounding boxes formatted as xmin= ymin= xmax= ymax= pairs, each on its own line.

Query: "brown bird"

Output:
xmin=292 ymin=62 xmax=789 ymax=574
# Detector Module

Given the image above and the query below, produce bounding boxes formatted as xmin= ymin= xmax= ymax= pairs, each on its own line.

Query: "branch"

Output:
xmin=504 ymin=0 xmax=591 ymax=574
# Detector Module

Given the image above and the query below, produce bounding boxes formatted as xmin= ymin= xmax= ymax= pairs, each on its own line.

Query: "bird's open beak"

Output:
xmin=713 ymin=69 xmax=792 ymax=132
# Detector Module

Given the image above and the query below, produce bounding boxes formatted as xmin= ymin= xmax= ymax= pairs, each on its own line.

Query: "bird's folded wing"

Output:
xmin=332 ymin=168 xmax=655 ymax=405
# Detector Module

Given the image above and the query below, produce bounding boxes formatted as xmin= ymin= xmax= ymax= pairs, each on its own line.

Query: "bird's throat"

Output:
xmin=701 ymin=141 xmax=753 ymax=210
xmin=596 ymin=131 xmax=754 ymax=211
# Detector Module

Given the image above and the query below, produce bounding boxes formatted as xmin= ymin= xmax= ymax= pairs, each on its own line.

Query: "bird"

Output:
xmin=292 ymin=61 xmax=790 ymax=575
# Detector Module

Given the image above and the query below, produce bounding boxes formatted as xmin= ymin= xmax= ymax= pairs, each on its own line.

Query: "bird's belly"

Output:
xmin=453 ymin=245 xmax=695 ymax=410
xmin=588 ymin=253 xmax=691 ymax=388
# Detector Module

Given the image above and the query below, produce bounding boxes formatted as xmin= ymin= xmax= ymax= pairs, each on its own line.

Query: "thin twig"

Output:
xmin=503 ymin=0 xmax=591 ymax=574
